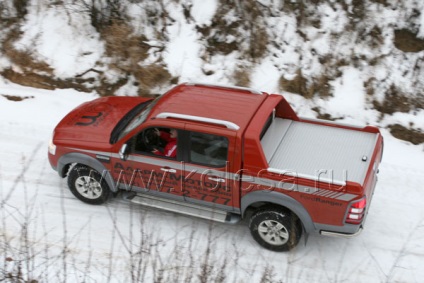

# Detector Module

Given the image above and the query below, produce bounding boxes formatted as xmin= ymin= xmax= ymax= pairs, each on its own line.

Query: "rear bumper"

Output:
xmin=320 ymin=227 xmax=363 ymax=238
xmin=315 ymin=222 xmax=363 ymax=238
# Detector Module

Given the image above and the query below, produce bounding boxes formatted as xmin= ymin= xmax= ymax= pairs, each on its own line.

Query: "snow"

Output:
xmin=16 ymin=5 xmax=104 ymax=78
xmin=2 ymin=71 xmax=424 ymax=283
xmin=327 ymin=67 xmax=366 ymax=119
xmin=163 ymin=19 xmax=203 ymax=81
xmin=191 ymin=0 xmax=218 ymax=26
xmin=1 ymin=0 xmax=424 ymax=282
xmin=250 ymin=59 xmax=281 ymax=93
xmin=419 ymin=7 xmax=424 ymax=38
xmin=318 ymin=2 xmax=349 ymax=34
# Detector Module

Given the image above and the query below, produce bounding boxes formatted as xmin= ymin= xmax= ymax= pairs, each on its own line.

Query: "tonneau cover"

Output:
xmin=261 ymin=118 xmax=378 ymax=185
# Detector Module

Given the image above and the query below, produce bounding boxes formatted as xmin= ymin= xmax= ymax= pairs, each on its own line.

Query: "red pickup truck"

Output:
xmin=48 ymin=83 xmax=383 ymax=251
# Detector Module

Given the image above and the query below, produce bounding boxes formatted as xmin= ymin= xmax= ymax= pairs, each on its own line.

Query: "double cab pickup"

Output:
xmin=48 ymin=83 xmax=383 ymax=251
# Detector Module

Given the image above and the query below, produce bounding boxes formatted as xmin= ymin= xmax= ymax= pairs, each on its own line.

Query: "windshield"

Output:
xmin=116 ymin=95 xmax=162 ymax=141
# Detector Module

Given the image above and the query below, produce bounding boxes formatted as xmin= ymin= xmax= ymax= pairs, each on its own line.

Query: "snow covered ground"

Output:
xmin=1 ymin=0 xmax=424 ymax=281
xmin=1 ymin=77 xmax=424 ymax=282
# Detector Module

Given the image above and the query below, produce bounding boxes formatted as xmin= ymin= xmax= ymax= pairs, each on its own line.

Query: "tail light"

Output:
xmin=345 ymin=197 xmax=366 ymax=224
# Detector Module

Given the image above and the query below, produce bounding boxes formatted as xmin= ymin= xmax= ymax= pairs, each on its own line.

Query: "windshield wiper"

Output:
xmin=110 ymin=100 xmax=152 ymax=144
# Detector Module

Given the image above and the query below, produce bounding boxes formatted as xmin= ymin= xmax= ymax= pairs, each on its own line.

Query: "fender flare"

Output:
xmin=241 ymin=191 xmax=315 ymax=233
xmin=57 ymin=152 xmax=117 ymax=192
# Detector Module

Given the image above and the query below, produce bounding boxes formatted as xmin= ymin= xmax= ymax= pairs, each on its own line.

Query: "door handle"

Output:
xmin=208 ymin=177 xmax=225 ymax=183
xmin=161 ymin=167 xmax=176 ymax=173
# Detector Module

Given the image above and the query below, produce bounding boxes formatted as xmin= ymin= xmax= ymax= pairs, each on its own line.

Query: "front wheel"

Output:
xmin=67 ymin=165 xmax=110 ymax=205
xmin=249 ymin=207 xmax=302 ymax=251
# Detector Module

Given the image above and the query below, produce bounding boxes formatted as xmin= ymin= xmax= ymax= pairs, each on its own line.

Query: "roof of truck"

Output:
xmin=148 ymin=83 xmax=269 ymax=131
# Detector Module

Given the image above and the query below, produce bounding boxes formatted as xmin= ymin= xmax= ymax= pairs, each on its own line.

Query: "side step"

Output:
xmin=127 ymin=193 xmax=240 ymax=224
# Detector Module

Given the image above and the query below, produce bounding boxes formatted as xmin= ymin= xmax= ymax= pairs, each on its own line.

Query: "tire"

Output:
xmin=67 ymin=165 xmax=110 ymax=205
xmin=249 ymin=207 xmax=302 ymax=252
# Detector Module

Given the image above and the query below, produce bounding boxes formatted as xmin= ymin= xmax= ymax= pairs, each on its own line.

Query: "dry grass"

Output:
xmin=96 ymin=76 xmax=129 ymax=97
xmin=311 ymin=107 xmax=339 ymax=121
xmin=1 ymin=68 xmax=92 ymax=92
xmin=279 ymin=70 xmax=309 ymax=97
xmin=232 ymin=69 xmax=251 ymax=87
xmin=100 ymin=21 xmax=174 ymax=96
xmin=101 ymin=21 xmax=150 ymax=71
xmin=369 ymin=0 xmax=389 ymax=5
xmin=2 ymin=28 xmax=53 ymax=75
xmin=372 ymin=85 xmax=412 ymax=114
xmin=1 ymin=94 xmax=34 ymax=102
xmin=364 ymin=78 xmax=376 ymax=96
xmin=1 ymin=20 xmax=173 ymax=96
xmin=0 ymin=27 xmax=93 ymax=92
xmin=389 ymin=124 xmax=424 ymax=145
xmin=134 ymin=64 xmax=172 ymax=87
xmin=279 ymin=70 xmax=331 ymax=99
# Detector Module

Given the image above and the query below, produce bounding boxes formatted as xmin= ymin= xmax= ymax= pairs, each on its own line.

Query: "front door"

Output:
xmin=111 ymin=123 xmax=185 ymax=200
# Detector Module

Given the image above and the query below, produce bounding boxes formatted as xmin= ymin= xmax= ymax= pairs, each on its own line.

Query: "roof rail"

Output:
xmin=156 ymin=112 xmax=240 ymax=130
xmin=185 ymin=82 xmax=263 ymax=95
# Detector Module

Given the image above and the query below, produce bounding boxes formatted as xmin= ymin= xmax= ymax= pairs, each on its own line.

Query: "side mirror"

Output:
xmin=119 ymin=144 xmax=129 ymax=161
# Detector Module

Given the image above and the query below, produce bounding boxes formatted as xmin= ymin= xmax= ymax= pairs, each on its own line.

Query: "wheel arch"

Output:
xmin=241 ymin=191 xmax=315 ymax=233
xmin=57 ymin=152 xmax=117 ymax=192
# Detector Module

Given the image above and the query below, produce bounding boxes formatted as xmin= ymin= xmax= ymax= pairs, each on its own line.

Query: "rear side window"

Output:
xmin=189 ymin=132 xmax=228 ymax=167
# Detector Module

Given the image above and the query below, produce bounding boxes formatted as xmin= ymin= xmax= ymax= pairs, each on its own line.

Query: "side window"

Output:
xmin=132 ymin=127 xmax=178 ymax=159
xmin=189 ymin=132 xmax=228 ymax=167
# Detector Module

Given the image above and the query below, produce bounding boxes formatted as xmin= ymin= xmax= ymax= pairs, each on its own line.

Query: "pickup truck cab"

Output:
xmin=48 ymin=83 xmax=383 ymax=251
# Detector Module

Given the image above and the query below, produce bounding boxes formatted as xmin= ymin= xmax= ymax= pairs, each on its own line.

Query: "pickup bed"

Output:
xmin=48 ymin=83 xmax=383 ymax=251
xmin=262 ymin=118 xmax=379 ymax=185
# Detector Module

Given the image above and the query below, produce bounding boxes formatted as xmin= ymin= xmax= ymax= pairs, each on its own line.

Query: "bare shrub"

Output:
xmin=196 ymin=3 xmax=240 ymax=56
xmin=349 ymin=0 xmax=367 ymax=21
xmin=259 ymin=266 xmax=279 ymax=283
xmin=13 ymin=0 xmax=29 ymax=18
xmin=1 ymin=169 xmax=288 ymax=282
xmin=197 ymin=0 xmax=269 ymax=60
xmin=355 ymin=26 xmax=385 ymax=49
xmin=72 ymin=0 xmax=126 ymax=32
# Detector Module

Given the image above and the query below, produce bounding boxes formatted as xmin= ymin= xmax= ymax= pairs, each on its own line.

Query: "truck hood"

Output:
xmin=54 ymin=96 xmax=151 ymax=145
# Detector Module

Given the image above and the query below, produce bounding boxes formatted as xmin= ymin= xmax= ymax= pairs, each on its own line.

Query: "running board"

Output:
xmin=128 ymin=193 xmax=240 ymax=224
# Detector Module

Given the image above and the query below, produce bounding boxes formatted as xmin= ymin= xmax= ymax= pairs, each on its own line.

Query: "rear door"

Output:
xmin=180 ymin=125 xmax=238 ymax=211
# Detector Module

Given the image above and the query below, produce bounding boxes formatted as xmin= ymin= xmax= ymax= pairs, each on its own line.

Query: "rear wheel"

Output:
xmin=249 ymin=207 xmax=302 ymax=251
xmin=67 ymin=165 xmax=110 ymax=205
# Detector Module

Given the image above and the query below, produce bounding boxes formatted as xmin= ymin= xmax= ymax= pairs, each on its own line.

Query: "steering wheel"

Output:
xmin=142 ymin=128 xmax=160 ymax=151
